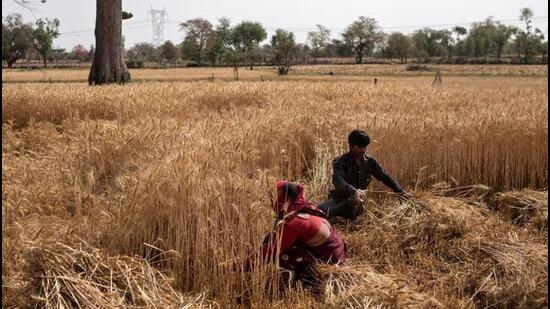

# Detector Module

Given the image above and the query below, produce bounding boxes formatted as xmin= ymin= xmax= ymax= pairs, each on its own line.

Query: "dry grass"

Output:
xmin=2 ymin=71 xmax=548 ymax=308
xmin=2 ymin=67 xmax=278 ymax=83
xmin=3 ymin=64 xmax=547 ymax=83
xmin=290 ymin=64 xmax=549 ymax=76
xmin=4 ymin=239 xmax=211 ymax=308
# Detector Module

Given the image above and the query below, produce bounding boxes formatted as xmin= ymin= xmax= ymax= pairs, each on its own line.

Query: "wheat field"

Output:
xmin=2 ymin=64 xmax=547 ymax=83
xmin=2 ymin=67 xmax=277 ymax=83
xmin=2 ymin=68 xmax=548 ymax=308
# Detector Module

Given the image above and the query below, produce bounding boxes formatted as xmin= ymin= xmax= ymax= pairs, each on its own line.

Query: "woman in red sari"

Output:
xmin=257 ymin=180 xmax=347 ymax=276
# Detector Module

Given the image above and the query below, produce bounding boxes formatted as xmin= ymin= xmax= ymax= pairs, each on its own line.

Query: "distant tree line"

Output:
xmin=3 ymin=7 xmax=547 ymax=71
xmin=2 ymin=14 xmax=61 ymax=67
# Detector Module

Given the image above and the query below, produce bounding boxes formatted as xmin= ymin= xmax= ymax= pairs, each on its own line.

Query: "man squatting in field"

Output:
xmin=318 ymin=130 xmax=411 ymax=220
xmin=229 ymin=180 xmax=346 ymax=279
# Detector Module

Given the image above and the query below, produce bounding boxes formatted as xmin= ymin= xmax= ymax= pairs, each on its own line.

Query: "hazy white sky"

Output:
xmin=2 ymin=0 xmax=548 ymax=50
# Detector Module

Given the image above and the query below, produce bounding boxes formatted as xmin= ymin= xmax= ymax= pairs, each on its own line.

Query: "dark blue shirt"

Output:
xmin=329 ymin=152 xmax=404 ymax=198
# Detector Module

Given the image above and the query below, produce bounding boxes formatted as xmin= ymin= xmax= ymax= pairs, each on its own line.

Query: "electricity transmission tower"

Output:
xmin=147 ymin=7 xmax=168 ymax=47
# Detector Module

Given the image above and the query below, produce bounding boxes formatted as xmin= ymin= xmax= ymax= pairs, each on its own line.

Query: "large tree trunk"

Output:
xmin=43 ymin=55 xmax=47 ymax=68
xmin=88 ymin=0 xmax=130 ymax=85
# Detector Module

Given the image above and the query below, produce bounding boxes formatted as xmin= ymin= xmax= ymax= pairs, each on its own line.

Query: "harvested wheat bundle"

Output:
xmin=386 ymin=197 xmax=474 ymax=247
xmin=311 ymin=264 xmax=362 ymax=301
xmin=480 ymin=241 xmax=547 ymax=276
xmin=464 ymin=240 xmax=548 ymax=309
xmin=383 ymin=197 xmax=432 ymax=224
xmin=486 ymin=190 xmax=548 ymax=228
xmin=8 ymin=240 xmax=214 ymax=309
xmin=312 ymin=264 xmax=444 ymax=308
xmin=427 ymin=183 xmax=494 ymax=200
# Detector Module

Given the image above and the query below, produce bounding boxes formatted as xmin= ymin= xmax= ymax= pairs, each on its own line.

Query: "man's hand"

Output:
xmin=353 ymin=190 xmax=366 ymax=203
xmin=396 ymin=191 xmax=413 ymax=202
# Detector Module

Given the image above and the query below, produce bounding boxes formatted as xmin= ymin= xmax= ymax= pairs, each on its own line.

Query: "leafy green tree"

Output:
xmin=519 ymin=7 xmax=534 ymax=62
xmin=325 ymin=39 xmax=354 ymax=58
xmin=463 ymin=18 xmax=498 ymax=61
xmin=307 ymin=24 xmax=331 ymax=63
xmin=411 ymin=28 xmax=446 ymax=62
xmin=216 ymin=17 xmax=233 ymax=49
xmin=537 ymin=40 xmax=548 ymax=63
xmin=222 ymin=50 xmax=243 ymax=80
xmin=439 ymin=30 xmax=453 ymax=58
xmin=126 ymin=42 xmax=158 ymax=62
xmin=2 ymin=14 xmax=34 ymax=68
xmin=271 ymin=29 xmax=297 ymax=75
xmin=205 ymin=32 xmax=223 ymax=65
xmin=493 ymin=22 xmax=514 ymax=59
xmin=50 ymin=48 xmax=67 ymax=65
xmin=179 ymin=18 xmax=213 ymax=66
xmin=514 ymin=8 xmax=545 ymax=63
xmin=180 ymin=37 xmax=199 ymax=63
xmin=342 ymin=16 xmax=384 ymax=64
xmin=452 ymin=26 xmax=468 ymax=57
xmin=205 ymin=17 xmax=232 ymax=66
xmin=231 ymin=20 xmax=267 ymax=69
xmin=259 ymin=43 xmax=274 ymax=65
xmin=384 ymin=32 xmax=412 ymax=63
xmin=159 ymin=40 xmax=178 ymax=64
xmin=32 ymin=18 xmax=60 ymax=67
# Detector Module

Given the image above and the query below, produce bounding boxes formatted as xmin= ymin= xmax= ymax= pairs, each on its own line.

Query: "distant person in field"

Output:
xmin=244 ymin=180 xmax=346 ymax=278
xmin=318 ymin=130 xmax=411 ymax=220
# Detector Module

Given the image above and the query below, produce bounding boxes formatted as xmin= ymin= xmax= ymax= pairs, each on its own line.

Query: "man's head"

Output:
xmin=348 ymin=130 xmax=370 ymax=158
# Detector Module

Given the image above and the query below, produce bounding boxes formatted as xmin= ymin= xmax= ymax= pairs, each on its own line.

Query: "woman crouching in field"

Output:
xmin=254 ymin=180 xmax=347 ymax=279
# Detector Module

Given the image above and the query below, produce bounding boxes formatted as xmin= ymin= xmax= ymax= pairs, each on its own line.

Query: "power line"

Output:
xmin=60 ymin=24 xmax=151 ymax=38
xmin=56 ymin=15 xmax=548 ymax=40
xmin=261 ymin=16 xmax=548 ymax=32
xmin=60 ymin=20 xmax=149 ymax=36
xmin=382 ymin=16 xmax=548 ymax=32
xmin=59 ymin=16 xmax=547 ymax=36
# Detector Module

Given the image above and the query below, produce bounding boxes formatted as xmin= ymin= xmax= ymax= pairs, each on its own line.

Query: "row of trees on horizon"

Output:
xmin=2 ymin=7 xmax=548 ymax=71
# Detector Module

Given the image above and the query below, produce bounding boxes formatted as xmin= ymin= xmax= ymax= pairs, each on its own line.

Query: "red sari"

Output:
xmin=258 ymin=180 xmax=346 ymax=271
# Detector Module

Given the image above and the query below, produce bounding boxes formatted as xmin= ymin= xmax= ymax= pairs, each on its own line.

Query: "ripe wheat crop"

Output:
xmin=2 ymin=74 xmax=548 ymax=308
xmin=1 ymin=67 xmax=277 ymax=83
xmin=290 ymin=64 xmax=549 ymax=77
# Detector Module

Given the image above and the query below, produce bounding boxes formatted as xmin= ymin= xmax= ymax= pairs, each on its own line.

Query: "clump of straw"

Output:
xmin=312 ymin=264 xmax=444 ymax=308
xmin=7 ymin=240 xmax=213 ymax=308
xmin=486 ymin=190 xmax=548 ymax=228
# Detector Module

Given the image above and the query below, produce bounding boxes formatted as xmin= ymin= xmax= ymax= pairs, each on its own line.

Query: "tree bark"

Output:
xmin=88 ymin=0 xmax=130 ymax=85
xmin=43 ymin=55 xmax=47 ymax=68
